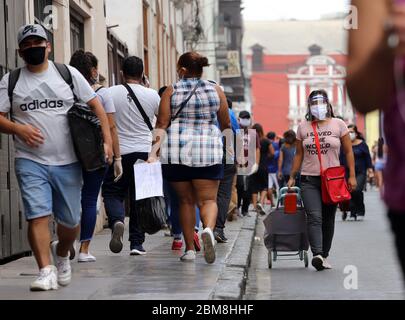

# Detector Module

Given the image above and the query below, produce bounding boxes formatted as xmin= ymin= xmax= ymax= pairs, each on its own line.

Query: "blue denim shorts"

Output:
xmin=15 ymin=158 xmax=83 ymax=228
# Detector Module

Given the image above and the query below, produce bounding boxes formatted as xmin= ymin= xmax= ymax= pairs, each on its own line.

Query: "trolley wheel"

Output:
xmin=299 ymin=251 xmax=304 ymax=261
xmin=304 ymin=251 xmax=309 ymax=268
xmin=268 ymin=251 xmax=272 ymax=269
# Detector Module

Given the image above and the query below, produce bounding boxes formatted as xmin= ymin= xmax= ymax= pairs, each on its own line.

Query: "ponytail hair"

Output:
xmin=178 ymin=52 xmax=210 ymax=77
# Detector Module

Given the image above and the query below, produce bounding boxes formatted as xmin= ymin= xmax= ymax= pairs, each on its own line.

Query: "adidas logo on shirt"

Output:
xmin=20 ymin=99 xmax=64 ymax=112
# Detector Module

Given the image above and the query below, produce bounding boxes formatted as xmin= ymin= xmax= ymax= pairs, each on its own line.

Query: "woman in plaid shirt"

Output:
xmin=149 ymin=52 xmax=231 ymax=264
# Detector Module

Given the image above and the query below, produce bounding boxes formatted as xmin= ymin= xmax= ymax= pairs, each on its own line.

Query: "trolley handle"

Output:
xmin=279 ymin=186 xmax=301 ymax=196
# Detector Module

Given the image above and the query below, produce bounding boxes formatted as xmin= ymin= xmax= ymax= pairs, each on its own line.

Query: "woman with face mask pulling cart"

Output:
xmin=287 ymin=90 xmax=357 ymax=271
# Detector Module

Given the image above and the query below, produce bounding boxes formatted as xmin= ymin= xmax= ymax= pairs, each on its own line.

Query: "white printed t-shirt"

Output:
xmin=0 ymin=61 xmax=97 ymax=165
xmin=108 ymin=84 xmax=160 ymax=155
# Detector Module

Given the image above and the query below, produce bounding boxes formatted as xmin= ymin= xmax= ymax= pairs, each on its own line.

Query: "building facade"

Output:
xmin=106 ymin=0 xmax=194 ymax=90
xmin=245 ymin=19 xmax=367 ymax=137
xmin=216 ymin=0 xmax=245 ymax=107
xmin=1 ymin=0 xmax=30 ymax=261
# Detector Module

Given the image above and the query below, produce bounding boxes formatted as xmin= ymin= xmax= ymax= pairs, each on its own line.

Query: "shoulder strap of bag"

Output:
xmin=54 ymin=62 xmax=79 ymax=102
xmin=123 ymin=83 xmax=154 ymax=132
xmin=8 ymin=68 xmax=21 ymax=107
xmin=311 ymin=121 xmax=324 ymax=174
xmin=171 ymin=80 xmax=201 ymax=122
xmin=95 ymin=86 xmax=105 ymax=93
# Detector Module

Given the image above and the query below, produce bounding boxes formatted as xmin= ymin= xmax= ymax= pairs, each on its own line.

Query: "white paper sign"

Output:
xmin=134 ymin=162 xmax=164 ymax=201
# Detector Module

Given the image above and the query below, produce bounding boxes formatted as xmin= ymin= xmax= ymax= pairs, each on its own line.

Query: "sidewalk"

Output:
xmin=244 ymin=190 xmax=405 ymax=300
xmin=0 ymin=212 xmax=258 ymax=300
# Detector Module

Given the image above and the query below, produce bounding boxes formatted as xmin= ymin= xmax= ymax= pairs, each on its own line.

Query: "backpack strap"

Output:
xmin=8 ymin=68 xmax=21 ymax=107
xmin=53 ymin=62 xmax=78 ymax=102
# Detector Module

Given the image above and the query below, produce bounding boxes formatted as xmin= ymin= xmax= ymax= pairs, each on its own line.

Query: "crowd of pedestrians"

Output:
xmin=1 ymin=16 xmax=404 ymax=292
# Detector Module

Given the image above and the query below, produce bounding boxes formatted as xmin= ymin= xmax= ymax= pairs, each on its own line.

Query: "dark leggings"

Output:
xmin=236 ymin=175 xmax=251 ymax=214
xmin=301 ymin=175 xmax=337 ymax=258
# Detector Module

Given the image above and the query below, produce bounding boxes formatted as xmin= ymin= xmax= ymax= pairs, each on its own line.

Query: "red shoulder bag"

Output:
xmin=311 ymin=122 xmax=351 ymax=205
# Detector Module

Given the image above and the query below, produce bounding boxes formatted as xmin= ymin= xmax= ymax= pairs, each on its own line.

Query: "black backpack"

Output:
xmin=8 ymin=63 xmax=106 ymax=172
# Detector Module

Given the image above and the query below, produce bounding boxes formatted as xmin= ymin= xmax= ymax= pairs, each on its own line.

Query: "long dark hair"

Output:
xmin=348 ymin=124 xmax=365 ymax=141
xmin=252 ymin=123 xmax=265 ymax=139
xmin=305 ymin=89 xmax=335 ymax=121
xmin=69 ymin=49 xmax=98 ymax=83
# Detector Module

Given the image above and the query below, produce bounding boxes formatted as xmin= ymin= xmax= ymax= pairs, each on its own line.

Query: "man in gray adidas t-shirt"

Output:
xmin=0 ymin=24 xmax=113 ymax=291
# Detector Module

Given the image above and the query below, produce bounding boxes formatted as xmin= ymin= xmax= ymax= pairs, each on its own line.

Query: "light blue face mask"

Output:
xmin=310 ymin=103 xmax=328 ymax=120
xmin=239 ymin=118 xmax=251 ymax=127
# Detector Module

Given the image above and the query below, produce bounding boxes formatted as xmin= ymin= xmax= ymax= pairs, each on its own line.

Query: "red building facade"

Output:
xmin=248 ymin=44 xmax=364 ymax=136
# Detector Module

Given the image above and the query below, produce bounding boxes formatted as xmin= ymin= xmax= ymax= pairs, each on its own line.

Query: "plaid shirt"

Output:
xmin=160 ymin=78 xmax=223 ymax=167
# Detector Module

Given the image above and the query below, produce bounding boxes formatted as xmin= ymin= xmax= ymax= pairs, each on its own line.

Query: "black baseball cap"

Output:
xmin=239 ymin=111 xmax=251 ymax=119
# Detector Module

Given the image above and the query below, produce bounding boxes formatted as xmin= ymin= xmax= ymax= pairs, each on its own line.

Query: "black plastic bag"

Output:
xmin=67 ymin=104 xmax=106 ymax=172
xmin=135 ymin=196 xmax=167 ymax=235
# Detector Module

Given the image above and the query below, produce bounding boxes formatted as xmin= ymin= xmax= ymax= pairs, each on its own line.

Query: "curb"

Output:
xmin=210 ymin=212 xmax=258 ymax=300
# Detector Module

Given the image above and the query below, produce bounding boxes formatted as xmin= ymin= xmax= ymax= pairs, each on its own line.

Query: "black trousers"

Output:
xmin=350 ymin=172 xmax=367 ymax=216
xmin=102 ymin=152 xmax=148 ymax=247
xmin=388 ymin=210 xmax=405 ymax=284
xmin=215 ymin=165 xmax=237 ymax=233
xmin=237 ymin=175 xmax=251 ymax=214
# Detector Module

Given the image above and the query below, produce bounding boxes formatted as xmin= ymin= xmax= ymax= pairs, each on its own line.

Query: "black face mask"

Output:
xmin=21 ymin=46 xmax=46 ymax=66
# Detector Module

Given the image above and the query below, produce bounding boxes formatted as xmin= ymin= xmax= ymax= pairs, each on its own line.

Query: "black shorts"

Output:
xmin=249 ymin=166 xmax=268 ymax=193
xmin=162 ymin=164 xmax=224 ymax=182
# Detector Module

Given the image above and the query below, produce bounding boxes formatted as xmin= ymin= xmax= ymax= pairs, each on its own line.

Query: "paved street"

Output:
xmin=0 ymin=215 xmax=249 ymax=300
xmin=244 ymin=190 xmax=405 ymax=300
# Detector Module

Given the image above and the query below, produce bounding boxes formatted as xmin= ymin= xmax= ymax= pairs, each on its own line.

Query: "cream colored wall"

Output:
xmin=87 ymin=0 xmax=109 ymax=85
xmin=365 ymin=110 xmax=380 ymax=152
xmin=105 ymin=0 xmax=143 ymax=57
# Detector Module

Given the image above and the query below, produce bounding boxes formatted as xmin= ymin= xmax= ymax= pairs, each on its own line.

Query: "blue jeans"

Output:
xmin=15 ymin=158 xmax=82 ymax=228
xmin=102 ymin=152 xmax=148 ymax=248
xmin=80 ymin=168 xmax=107 ymax=242
xmin=164 ymin=180 xmax=200 ymax=238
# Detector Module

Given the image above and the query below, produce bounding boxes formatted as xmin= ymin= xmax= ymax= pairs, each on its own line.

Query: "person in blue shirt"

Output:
xmin=266 ymin=132 xmax=280 ymax=207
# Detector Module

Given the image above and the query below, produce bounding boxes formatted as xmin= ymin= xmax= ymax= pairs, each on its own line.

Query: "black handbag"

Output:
xmin=54 ymin=64 xmax=106 ymax=172
xmin=67 ymin=103 xmax=106 ymax=171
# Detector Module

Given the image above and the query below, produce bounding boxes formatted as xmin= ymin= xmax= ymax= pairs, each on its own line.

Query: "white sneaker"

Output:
xmin=78 ymin=252 xmax=96 ymax=263
xmin=180 ymin=250 xmax=196 ymax=262
xmin=323 ymin=258 xmax=332 ymax=269
xmin=30 ymin=265 xmax=58 ymax=291
xmin=201 ymin=228 xmax=216 ymax=264
xmin=51 ymin=241 xmax=72 ymax=286
xmin=311 ymin=255 xmax=325 ymax=271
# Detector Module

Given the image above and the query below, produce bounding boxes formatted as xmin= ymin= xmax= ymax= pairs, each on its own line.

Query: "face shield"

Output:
xmin=309 ymin=94 xmax=329 ymax=120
